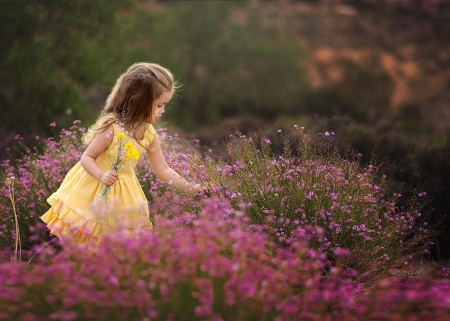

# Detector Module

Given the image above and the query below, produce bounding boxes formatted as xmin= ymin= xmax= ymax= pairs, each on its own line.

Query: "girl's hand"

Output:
xmin=100 ymin=171 xmax=118 ymax=186
xmin=192 ymin=184 xmax=213 ymax=197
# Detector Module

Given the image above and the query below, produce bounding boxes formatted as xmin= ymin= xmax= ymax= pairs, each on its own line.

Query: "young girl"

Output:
xmin=41 ymin=62 xmax=199 ymax=244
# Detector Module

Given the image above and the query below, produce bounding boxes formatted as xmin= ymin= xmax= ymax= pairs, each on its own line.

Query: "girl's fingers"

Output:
xmin=101 ymin=171 xmax=118 ymax=186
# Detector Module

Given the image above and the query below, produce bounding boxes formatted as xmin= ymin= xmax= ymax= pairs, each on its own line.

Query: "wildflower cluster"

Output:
xmin=0 ymin=122 xmax=449 ymax=319
xmin=202 ymin=128 xmax=435 ymax=279
xmin=0 ymin=121 xmax=86 ymax=256
xmin=1 ymin=198 xmax=450 ymax=320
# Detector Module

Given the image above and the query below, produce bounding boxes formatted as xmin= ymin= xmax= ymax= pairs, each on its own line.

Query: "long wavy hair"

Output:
xmin=82 ymin=62 xmax=177 ymax=145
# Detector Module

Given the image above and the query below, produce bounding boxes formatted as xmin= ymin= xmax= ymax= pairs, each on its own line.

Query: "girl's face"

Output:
xmin=149 ymin=90 xmax=173 ymax=124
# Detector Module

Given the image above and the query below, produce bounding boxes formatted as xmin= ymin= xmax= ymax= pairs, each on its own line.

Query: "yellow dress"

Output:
xmin=41 ymin=122 xmax=155 ymax=244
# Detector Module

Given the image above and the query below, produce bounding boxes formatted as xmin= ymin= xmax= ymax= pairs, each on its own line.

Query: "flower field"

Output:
xmin=1 ymin=121 xmax=450 ymax=320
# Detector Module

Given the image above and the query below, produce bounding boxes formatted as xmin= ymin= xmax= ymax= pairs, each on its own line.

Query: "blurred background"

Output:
xmin=1 ymin=0 xmax=450 ymax=259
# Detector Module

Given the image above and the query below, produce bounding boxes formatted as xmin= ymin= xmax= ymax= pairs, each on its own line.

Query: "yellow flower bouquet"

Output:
xmin=92 ymin=130 xmax=139 ymax=205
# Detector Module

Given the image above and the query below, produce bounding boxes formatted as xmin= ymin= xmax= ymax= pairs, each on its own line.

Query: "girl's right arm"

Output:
xmin=80 ymin=124 xmax=118 ymax=186
xmin=146 ymin=133 xmax=200 ymax=193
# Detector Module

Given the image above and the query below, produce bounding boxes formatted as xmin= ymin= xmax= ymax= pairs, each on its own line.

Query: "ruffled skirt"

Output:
xmin=41 ymin=194 xmax=152 ymax=244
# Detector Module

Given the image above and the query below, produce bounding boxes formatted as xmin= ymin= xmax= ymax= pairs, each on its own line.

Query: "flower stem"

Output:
xmin=7 ymin=177 xmax=21 ymax=262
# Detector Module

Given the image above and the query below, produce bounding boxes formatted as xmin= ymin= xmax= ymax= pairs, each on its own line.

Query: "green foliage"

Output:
xmin=0 ymin=0 xmax=132 ymax=140
xmin=413 ymin=137 xmax=450 ymax=260
xmin=114 ymin=2 xmax=308 ymax=129
xmin=304 ymin=58 xmax=395 ymax=123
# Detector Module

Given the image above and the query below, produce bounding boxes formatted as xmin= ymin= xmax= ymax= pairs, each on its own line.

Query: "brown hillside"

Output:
xmin=256 ymin=1 xmax=450 ymax=134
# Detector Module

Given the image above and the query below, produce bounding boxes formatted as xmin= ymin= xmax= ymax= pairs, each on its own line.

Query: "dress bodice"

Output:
xmin=96 ymin=122 xmax=156 ymax=179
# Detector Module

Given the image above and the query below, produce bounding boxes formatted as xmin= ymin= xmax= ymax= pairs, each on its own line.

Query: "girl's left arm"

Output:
xmin=146 ymin=133 xmax=199 ymax=193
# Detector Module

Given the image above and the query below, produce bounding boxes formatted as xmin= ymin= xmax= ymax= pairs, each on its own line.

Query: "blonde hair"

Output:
xmin=83 ymin=62 xmax=177 ymax=144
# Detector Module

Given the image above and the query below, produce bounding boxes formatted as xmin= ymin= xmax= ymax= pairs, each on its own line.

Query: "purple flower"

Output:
xmin=333 ymin=248 xmax=351 ymax=257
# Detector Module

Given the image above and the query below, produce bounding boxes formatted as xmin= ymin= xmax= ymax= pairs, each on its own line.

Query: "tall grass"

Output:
xmin=4 ymin=176 xmax=20 ymax=262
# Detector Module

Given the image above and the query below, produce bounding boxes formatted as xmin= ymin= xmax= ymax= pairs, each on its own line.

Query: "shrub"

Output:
xmin=202 ymin=127 xmax=435 ymax=280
